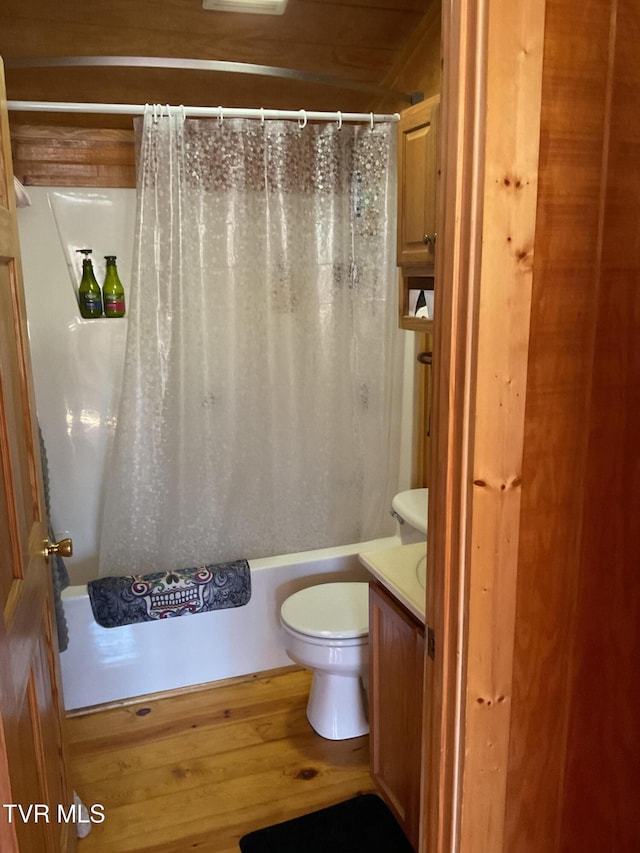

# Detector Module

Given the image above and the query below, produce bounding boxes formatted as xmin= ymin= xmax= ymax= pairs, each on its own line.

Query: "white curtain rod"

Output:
xmin=7 ymin=101 xmax=400 ymax=125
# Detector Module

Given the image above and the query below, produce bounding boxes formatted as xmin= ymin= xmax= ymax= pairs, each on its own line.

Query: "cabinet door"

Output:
xmin=369 ymin=582 xmax=425 ymax=850
xmin=397 ymin=97 xmax=440 ymax=269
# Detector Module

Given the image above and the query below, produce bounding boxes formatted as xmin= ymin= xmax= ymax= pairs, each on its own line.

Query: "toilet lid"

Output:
xmin=280 ymin=582 xmax=369 ymax=639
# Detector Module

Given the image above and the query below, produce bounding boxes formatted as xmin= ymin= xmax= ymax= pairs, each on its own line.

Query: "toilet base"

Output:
xmin=306 ymin=670 xmax=369 ymax=740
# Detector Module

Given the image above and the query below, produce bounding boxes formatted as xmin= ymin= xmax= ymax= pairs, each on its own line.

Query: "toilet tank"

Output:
xmin=392 ymin=488 xmax=428 ymax=544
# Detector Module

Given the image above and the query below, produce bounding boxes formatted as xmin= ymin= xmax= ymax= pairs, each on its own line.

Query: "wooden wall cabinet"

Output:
xmin=397 ymin=95 xmax=440 ymax=331
xmin=369 ymin=581 xmax=425 ymax=850
xmin=397 ymin=95 xmax=440 ymax=270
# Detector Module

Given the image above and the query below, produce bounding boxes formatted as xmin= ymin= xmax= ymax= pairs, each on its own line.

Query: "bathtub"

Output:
xmin=19 ymin=190 xmax=417 ymax=711
xmin=60 ymin=535 xmax=398 ymax=711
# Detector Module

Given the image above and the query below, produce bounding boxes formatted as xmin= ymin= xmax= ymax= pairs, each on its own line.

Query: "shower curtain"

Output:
xmin=99 ymin=106 xmax=402 ymax=577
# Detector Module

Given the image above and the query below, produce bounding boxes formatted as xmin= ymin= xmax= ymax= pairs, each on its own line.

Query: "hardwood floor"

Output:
xmin=66 ymin=669 xmax=375 ymax=852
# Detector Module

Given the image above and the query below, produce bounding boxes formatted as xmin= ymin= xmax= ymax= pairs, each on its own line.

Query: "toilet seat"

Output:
xmin=280 ymin=582 xmax=369 ymax=639
xmin=281 ymin=623 xmax=366 ymax=648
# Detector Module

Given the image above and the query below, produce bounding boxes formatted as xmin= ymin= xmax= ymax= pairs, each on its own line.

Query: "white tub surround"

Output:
xmin=359 ymin=542 xmax=426 ymax=623
xmin=60 ymin=537 xmax=397 ymax=711
xmin=18 ymin=188 xmax=134 ymax=586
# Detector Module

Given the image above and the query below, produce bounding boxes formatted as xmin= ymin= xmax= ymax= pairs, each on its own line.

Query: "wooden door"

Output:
xmin=0 ymin=60 xmax=75 ymax=852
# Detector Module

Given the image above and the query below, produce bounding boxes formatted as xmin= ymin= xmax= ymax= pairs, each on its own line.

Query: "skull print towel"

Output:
xmin=87 ymin=561 xmax=251 ymax=628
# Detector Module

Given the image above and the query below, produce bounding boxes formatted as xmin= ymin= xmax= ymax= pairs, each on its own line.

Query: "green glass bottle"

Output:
xmin=77 ymin=249 xmax=103 ymax=319
xmin=102 ymin=255 xmax=126 ymax=318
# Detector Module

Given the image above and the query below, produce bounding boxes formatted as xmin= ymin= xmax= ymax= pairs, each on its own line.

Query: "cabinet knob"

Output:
xmin=422 ymin=233 xmax=437 ymax=246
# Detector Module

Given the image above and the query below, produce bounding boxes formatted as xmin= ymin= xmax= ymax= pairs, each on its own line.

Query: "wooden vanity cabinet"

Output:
xmin=369 ymin=581 xmax=425 ymax=850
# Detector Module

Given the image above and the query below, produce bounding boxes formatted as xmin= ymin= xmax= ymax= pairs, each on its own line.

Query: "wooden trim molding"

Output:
xmin=459 ymin=0 xmax=546 ymax=846
xmin=422 ymin=0 xmax=488 ymax=847
xmin=424 ymin=0 xmax=546 ymax=850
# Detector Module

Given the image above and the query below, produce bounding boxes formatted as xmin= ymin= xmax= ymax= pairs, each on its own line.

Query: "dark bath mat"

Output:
xmin=239 ymin=793 xmax=414 ymax=853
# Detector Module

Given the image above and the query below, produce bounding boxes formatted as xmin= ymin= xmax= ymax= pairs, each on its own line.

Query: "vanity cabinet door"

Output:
xmin=369 ymin=581 xmax=425 ymax=850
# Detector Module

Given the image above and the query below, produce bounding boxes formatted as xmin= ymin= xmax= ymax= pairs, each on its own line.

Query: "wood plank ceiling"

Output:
xmin=0 ymin=0 xmax=434 ymax=128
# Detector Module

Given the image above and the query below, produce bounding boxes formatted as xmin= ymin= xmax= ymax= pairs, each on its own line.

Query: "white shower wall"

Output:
xmin=18 ymin=187 xmax=417 ymax=586
xmin=19 ymin=188 xmax=133 ymax=584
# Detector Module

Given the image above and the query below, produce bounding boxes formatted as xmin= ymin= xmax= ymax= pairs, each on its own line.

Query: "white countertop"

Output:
xmin=358 ymin=542 xmax=427 ymax=623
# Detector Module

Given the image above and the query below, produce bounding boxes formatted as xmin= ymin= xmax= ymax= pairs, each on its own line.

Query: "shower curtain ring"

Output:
xmin=217 ymin=106 xmax=224 ymax=126
xmin=336 ymin=111 xmax=343 ymax=130
xmin=298 ymin=109 xmax=307 ymax=129
xmin=260 ymin=107 xmax=265 ymax=127
xmin=370 ymin=112 xmax=375 ymax=130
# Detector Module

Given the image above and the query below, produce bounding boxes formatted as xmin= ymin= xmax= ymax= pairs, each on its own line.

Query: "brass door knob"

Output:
xmin=43 ymin=538 xmax=73 ymax=559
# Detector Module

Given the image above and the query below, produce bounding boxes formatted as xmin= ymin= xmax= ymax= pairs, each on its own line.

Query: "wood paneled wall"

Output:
xmin=377 ymin=0 xmax=441 ymax=113
xmin=559 ymin=0 xmax=640 ymax=846
xmin=11 ymin=126 xmax=135 ymax=188
xmin=1 ymin=0 xmax=432 ymax=126
xmin=505 ymin=0 xmax=640 ymax=849
xmin=8 ymin=4 xmax=440 ymax=189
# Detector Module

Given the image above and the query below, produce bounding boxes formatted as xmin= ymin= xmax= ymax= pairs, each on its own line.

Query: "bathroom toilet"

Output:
xmin=280 ymin=582 xmax=369 ymax=741
xmin=280 ymin=489 xmax=428 ymax=741
xmin=391 ymin=487 xmax=429 ymax=543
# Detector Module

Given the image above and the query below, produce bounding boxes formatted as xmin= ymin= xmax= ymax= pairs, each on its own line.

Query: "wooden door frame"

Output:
xmin=422 ymin=0 xmax=547 ymax=850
